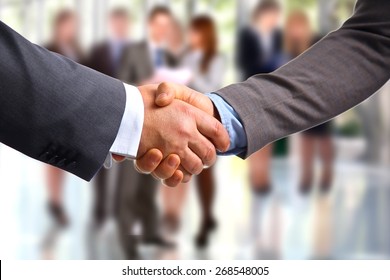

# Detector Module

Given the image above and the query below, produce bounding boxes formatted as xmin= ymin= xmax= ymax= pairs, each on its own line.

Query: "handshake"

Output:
xmin=114 ymin=83 xmax=230 ymax=187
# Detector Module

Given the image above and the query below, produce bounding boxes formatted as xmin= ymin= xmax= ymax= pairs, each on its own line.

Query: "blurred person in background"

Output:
xmin=235 ymin=0 xmax=284 ymax=253
xmin=236 ymin=0 xmax=283 ymax=80
xmin=45 ymin=9 xmax=83 ymax=228
xmin=183 ymin=15 xmax=225 ymax=249
xmin=116 ymin=6 xmax=179 ymax=259
xmin=120 ymin=6 xmax=181 ymax=85
xmin=156 ymin=17 xmax=199 ymax=245
xmin=88 ymin=8 xmax=131 ymax=230
xmin=87 ymin=8 xmax=133 ymax=259
xmin=162 ymin=15 xmax=226 ymax=249
xmin=283 ymin=11 xmax=334 ymax=194
xmin=160 ymin=18 xmax=189 ymax=236
xmin=89 ymin=8 xmax=130 ymax=78
xmin=236 ymin=0 xmax=283 ymax=198
xmin=166 ymin=18 xmax=187 ymax=63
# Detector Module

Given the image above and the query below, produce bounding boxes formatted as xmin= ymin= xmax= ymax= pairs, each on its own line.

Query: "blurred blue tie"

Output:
xmin=154 ymin=48 xmax=164 ymax=67
xmin=111 ymin=42 xmax=124 ymax=75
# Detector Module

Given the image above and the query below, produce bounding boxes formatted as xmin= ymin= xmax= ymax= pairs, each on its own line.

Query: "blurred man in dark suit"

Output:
xmin=120 ymin=6 xmax=179 ymax=84
xmin=86 ymin=8 xmax=134 ymax=259
xmin=116 ymin=6 xmax=179 ymax=259
xmin=89 ymin=8 xmax=130 ymax=78
xmin=87 ymin=8 xmax=131 ymax=233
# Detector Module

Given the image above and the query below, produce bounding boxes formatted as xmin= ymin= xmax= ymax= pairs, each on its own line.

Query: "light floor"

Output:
xmin=1 ymin=144 xmax=390 ymax=260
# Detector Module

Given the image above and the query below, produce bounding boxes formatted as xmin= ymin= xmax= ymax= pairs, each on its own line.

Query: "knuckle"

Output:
xmin=177 ymin=125 xmax=186 ymax=137
xmin=160 ymin=163 xmax=176 ymax=179
xmin=170 ymin=141 xmax=184 ymax=154
xmin=213 ymin=121 xmax=222 ymax=138
xmin=162 ymin=179 xmax=175 ymax=187
xmin=164 ymin=181 xmax=175 ymax=187
xmin=181 ymin=105 xmax=193 ymax=117
xmin=204 ymin=145 xmax=216 ymax=164
xmin=164 ymin=173 xmax=181 ymax=187
xmin=191 ymin=158 xmax=203 ymax=175
xmin=154 ymin=167 xmax=167 ymax=179
xmin=172 ymin=141 xmax=180 ymax=152
xmin=178 ymin=124 xmax=191 ymax=139
xmin=182 ymin=174 xmax=192 ymax=183
xmin=187 ymin=90 xmax=196 ymax=104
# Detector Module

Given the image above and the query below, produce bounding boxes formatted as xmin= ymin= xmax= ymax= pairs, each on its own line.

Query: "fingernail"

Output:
xmin=168 ymin=156 xmax=178 ymax=167
xmin=223 ymin=143 xmax=230 ymax=152
xmin=157 ymin=93 xmax=168 ymax=100
xmin=150 ymin=154 xmax=161 ymax=166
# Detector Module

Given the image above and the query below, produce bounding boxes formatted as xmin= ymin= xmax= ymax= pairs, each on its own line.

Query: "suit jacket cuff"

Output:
xmin=206 ymin=93 xmax=247 ymax=158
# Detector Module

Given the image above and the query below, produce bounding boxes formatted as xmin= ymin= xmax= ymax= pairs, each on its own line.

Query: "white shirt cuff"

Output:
xmin=104 ymin=83 xmax=144 ymax=168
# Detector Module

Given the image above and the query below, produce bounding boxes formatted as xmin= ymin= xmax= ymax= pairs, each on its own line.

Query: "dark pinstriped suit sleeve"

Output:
xmin=216 ymin=0 xmax=390 ymax=158
xmin=0 ymin=21 xmax=126 ymax=180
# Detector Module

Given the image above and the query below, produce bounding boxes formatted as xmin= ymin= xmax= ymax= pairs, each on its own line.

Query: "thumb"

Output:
xmin=156 ymin=82 xmax=214 ymax=116
xmin=155 ymin=82 xmax=177 ymax=107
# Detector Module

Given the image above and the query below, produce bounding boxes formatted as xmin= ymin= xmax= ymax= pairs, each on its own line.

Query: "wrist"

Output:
xmin=137 ymin=84 xmax=161 ymax=158
xmin=109 ymin=83 xmax=144 ymax=159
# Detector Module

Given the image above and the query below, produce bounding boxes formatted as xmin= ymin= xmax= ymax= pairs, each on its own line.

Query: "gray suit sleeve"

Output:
xmin=216 ymin=0 xmax=390 ymax=158
xmin=0 ymin=21 xmax=127 ymax=181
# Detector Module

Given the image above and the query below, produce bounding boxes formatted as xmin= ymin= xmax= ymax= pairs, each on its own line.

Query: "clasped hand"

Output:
xmin=131 ymin=83 xmax=229 ymax=187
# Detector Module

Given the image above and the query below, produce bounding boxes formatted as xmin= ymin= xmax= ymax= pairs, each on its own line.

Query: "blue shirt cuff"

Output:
xmin=206 ymin=93 xmax=247 ymax=156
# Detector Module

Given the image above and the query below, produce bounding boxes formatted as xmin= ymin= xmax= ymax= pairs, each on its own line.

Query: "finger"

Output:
xmin=134 ymin=148 xmax=163 ymax=173
xmin=152 ymin=154 xmax=181 ymax=180
xmin=178 ymin=165 xmax=193 ymax=183
xmin=180 ymin=147 xmax=204 ymax=175
xmin=181 ymin=172 xmax=192 ymax=183
xmin=188 ymin=132 xmax=217 ymax=167
xmin=112 ymin=154 xmax=126 ymax=162
xmin=156 ymin=83 xmax=211 ymax=115
xmin=151 ymin=162 xmax=192 ymax=183
xmin=169 ymin=165 xmax=192 ymax=183
xmin=193 ymin=108 xmax=230 ymax=152
xmin=162 ymin=170 xmax=184 ymax=187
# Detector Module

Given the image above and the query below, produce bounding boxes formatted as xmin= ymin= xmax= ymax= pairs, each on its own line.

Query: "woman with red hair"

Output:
xmin=162 ymin=15 xmax=225 ymax=249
